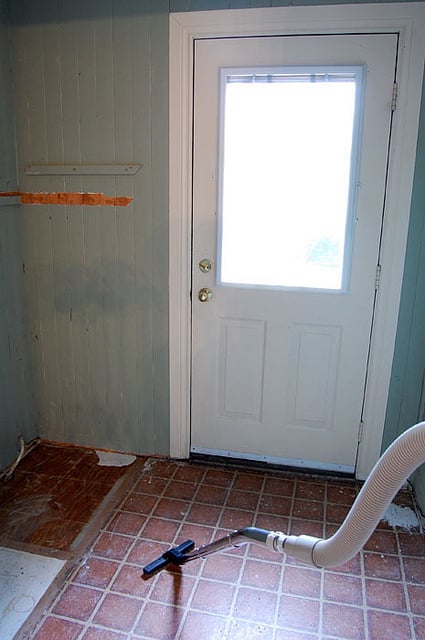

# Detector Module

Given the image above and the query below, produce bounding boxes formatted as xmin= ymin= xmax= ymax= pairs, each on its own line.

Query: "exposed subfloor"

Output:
xmin=5 ymin=450 xmax=425 ymax=639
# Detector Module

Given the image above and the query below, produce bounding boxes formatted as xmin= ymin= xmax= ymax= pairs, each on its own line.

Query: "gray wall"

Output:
xmin=1 ymin=1 xmax=424 ymax=485
xmin=0 ymin=0 xmax=37 ymax=467
xmin=7 ymin=0 xmax=169 ymax=456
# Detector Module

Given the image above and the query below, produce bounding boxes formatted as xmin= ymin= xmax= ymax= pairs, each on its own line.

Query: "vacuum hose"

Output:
xmin=289 ymin=420 xmax=425 ymax=567
xmin=143 ymin=421 xmax=425 ymax=576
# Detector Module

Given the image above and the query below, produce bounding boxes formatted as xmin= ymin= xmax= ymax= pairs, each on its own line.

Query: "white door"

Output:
xmin=191 ymin=34 xmax=397 ymax=473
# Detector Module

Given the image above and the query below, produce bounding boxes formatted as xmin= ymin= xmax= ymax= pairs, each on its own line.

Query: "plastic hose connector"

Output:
xmin=282 ymin=535 xmax=321 ymax=566
xmin=266 ymin=531 xmax=287 ymax=554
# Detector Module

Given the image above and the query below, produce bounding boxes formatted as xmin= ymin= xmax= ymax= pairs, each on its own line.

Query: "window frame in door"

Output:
xmin=169 ymin=3 xmax=425 ymax=480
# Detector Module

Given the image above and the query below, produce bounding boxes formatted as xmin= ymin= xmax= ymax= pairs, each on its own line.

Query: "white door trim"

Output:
xmin=169 ymin=3 xmax=425 ymax=479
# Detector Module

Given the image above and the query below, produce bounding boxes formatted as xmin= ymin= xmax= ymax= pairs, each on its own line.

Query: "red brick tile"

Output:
xmin=233 ymin=472 xmax=264 ymax=492
xmin=263 ymin=476 xmax=295 ymax=497
xmin=407 ymin=584 xmax=425 ymax=615
xmin=186 ymin=502 xmax=222 ymax=526
xmin=92 ymin=532 xmax=133 ymax=560
xmin=133 ymin=475 xmax=168 ymax=495
xmin=324 ymin=573 xmax=363 ymax=606
xmin=73 ymin=558 xmax=119 ymax=589
xmin=295 ymin=480 xmax=325 ymax=501
xmin=203 ymin=468 xmax=235 ymax=487
xmin=241 ymin=558 xmax=282 ymax=591
xmin=323 ymin=602 xmax=365 ymax=639
xmin=228 ymin=618 xmax=275 ymax=639
xmin=175 ymin=522 xmax=215 ymax=547
xmin=403 ymin=556 xmax=425 ymax=584
xmin=327 ymin=483 xmax=357 ymax=505
xmin=106 ymin=511 xmax=146 ymax=536
xmin=363 ymin=552 xmax=402 ymax=581
xmin=368 ymin=610 xmax=411 ymax=640
xmin=120 ymin=492 xmax=157 ymax=515
xmin=173 ymin=464 xmax=207 ymax=483
xmin=398 ymin=531 xmax=425 ymax=557
xmin=220 ymin=508 xmax=253 ymax=530
xmin=363 ymin=530 xmax=398 ymax=555
xmin=413 ymin=617 xmax=425 ymax=639
xmin=234 ymin=586 xmax=278 ymax=625
xmin=202 ymin=553 xmax=244 ymax=582
xmin=93 ymin=592 xmax=142 ymax=632
xmin=163 ymin=480 xmax=197 ymax=501
xmin=255 ymin=513 xmax=290 ymax=533
xmin=147 ymin=459 xmax=179 ymax=478
xmin=259 ymin=494 xmax=292 ymax=517
xmin=111 ymin=564 xmax=153 ymax=597
xmin=134 ymin=601 xmax=184 ymax=639
xmin=226 ymin=489 xmax=260 ymax=511
xmin=277 ymin=594 xmax=320 ymax=633
xmin=81 ymin=629 xmax=127 ymax=640
xmin=292 ymin=499 xmax=324 ymax=521
xmin=249 ymin=541 xmax=284 ymax=563
xmin=53 ymin=584 xmax=103 ymax=621
xmin=180 ymin=611 xmax=227 ymax=640
xmin=191 ymin=578 xmax=235 ymax=614
xmin=326 ymin=502 xmax=351 ymax=524
xmin=326 ymin=553 xmax=361 ymax=576
xmin=150 ymin=571 xmax=195 ymax=604
xmin=32 ymin=616 xmax=84 ymax=640
xmin=289 ymin=518 xmax=324 ymax=538
xmin=126 ymin=538 xmax=168 ymax=565
xmin=142 ymin=517 xmax=180 ymax=543
xmin=152 ymin=497 xmax=190 ymax=520
xmin=196 ymin=484 xmax=228 ymax=505
xmin=282 ymin=566 xmax=321 ymax=599
xmin=365 ymin=578 xmax=406 ymax=611
xmin=275 ymin=629 xmax=319 ymax=640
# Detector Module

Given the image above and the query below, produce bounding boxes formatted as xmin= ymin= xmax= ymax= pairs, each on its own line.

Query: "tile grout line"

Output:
xmin=171 ymin=462 xmax=212 ymax=639
xmin=131 ymin=460 xmax=200 ymax=638
xmin=396 ymin=528 xmax=416 ymax=640
xmin=69 ymin=458 xmax=182 ymax=638
xmin=318 ymin=480 xmax=328 ymax=640
xmin=74 ymin=460 xmax=167 ymax=638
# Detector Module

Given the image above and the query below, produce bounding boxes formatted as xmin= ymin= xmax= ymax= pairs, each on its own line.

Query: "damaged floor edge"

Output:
xmin=0 ymin=442 xmax=145 ymax=640
xmin=0 ymin=548 xmax=66 ymax=640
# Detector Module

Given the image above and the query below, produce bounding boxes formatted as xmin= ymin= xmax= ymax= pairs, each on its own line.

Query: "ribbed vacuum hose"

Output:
xmin=281 ymin=421 xmax=425 ymax=568
xmin=143 ymin=422 xmax=425 ymax=576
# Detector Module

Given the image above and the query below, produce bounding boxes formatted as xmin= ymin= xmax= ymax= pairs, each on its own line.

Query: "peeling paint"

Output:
xmin=0 ymin=191 xmax=133 ymax=206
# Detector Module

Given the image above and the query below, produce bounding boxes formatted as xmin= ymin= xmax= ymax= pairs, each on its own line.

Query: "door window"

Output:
xmin=218 ymin=66 xmax=365 ymax=291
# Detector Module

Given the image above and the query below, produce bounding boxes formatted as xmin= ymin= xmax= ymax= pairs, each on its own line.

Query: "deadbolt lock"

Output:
xmin=198 ymin=288 xmax=213 ymax=302
xmin=199 ymin=258 xmax=213 ymax=273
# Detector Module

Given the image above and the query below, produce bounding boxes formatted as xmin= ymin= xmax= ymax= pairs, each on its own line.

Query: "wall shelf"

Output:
xmin=25 ymin=164 xmax=143 ymax=176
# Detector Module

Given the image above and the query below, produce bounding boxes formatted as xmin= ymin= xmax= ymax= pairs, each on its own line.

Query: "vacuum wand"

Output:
xmin=143 ymin=421 xmax=425 ymax=577
xmin=143 ymin=527 xmax=270 ymax=577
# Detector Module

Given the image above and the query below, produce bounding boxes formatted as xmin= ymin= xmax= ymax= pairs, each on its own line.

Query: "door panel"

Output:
xmin=191 ymin=34 xmax=398 ymax=472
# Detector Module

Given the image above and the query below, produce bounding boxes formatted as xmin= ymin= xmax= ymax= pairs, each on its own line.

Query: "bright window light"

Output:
xmin=218 ymin=67 xmax=364 ymax=290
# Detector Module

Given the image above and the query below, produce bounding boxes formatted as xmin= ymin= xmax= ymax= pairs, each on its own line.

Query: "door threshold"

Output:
xmin=190 ymin=447 xmax=354 ymax=479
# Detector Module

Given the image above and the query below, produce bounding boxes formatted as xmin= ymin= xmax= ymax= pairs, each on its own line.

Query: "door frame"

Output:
xmin=169 ymin=3 xmax=425 ymax=480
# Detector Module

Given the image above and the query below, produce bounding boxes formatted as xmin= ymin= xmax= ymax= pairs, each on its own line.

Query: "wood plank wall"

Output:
xmin=8 ymin=0 xmax=169 ymax=455
xmin=0 ymin=0 xmax=38 ymax=468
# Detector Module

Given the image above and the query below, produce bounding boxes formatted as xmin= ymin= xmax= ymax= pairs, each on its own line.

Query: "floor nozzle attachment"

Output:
xmin=142 ymin=540 xmax=195 ymax=577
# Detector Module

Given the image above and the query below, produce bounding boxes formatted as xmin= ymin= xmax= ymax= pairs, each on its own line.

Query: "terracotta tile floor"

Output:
xmin=19 ymin=457 xmax=425 ymax=639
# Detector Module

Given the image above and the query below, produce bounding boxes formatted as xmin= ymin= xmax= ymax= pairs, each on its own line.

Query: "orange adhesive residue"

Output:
xmin=0 ymin=191 xmax=133 ymax=207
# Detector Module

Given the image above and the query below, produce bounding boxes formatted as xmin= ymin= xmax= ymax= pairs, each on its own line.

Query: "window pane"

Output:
xmin=218 ymin=67 xmax=363 ymax=290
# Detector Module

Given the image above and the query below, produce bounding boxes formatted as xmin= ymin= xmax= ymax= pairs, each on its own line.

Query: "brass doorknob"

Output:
xmin=198 ymin=288 xmax=213 ymax=302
